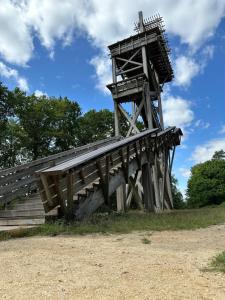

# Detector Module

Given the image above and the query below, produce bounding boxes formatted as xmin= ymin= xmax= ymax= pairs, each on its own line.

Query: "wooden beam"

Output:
xmin=118 ymin=104 xmax=140 ymax=134
xmin=117 ymin=65 xmax=143 ymax=76
xmin=114 ymin=101 xmax=120 ymax=136
xmin=128 ymin=176 xmax=143 ymax=210
xmin=117 ymin=57 xmax=143 ymax=67
xmin=142 ymin=162 xmax=155 ymax=211
xmin=126 ymin=98 xmax=145 ymax=136
xmin=66 ymin=171 xmax=74 ymax=219
xmin=116 ymin=49 xmax=141 ymax=73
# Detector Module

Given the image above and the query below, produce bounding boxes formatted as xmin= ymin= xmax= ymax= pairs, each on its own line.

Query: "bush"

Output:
xmin=187 ymin=158 xmax=225 ymax=208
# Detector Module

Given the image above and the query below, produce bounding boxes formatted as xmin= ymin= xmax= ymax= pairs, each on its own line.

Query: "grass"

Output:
xmin=141 ymin=237 xmax=151 ymax=244
xmin=0 ymin=205 xmax=225 ymax=242
xmin=206 ymin=251 xmax=225 ymax=273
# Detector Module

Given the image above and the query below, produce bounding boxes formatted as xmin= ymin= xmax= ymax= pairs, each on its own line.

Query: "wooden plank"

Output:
xmin=128 ymin=176 xmax=143 ymax=210
xmin=0 ymin=136 xmax=120 ymax=177
xmin=1 ymin=176 xmax=36 ymax=195
xmin=66 ymin=172 xmax=74 ymax=219
xmin=116 ymin=49 xmax=142 ymax=72
xmin=40 ymin=174 xmax=53 ymax=205
xmin=118 ymin=104 xmax=140 ymax=134
xmin=142 ymin=163 xmax=155 ymax=212
xmin=41 ymin=128 xmax=158 ymax=175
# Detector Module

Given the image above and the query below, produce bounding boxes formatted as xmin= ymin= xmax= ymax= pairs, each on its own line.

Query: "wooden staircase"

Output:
xmin=0 ymin=137 xmax=121 ymax=227
xmin=0 ymin=194 xmax=57 ymax=226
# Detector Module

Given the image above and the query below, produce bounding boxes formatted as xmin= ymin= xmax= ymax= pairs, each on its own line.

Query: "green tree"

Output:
xmin=171 ymin=175 xmax=185 ymax=209
xmin=212 ymin=150 xmax=225 ymax=160
xmin=0 ymin=83 xmax=22 ymax=168
xmin=12 ymin=89 xmax=81 ymax=160
xmin=0 ymin=82 xmax=15 ymax=140
xmin=187 ymin=157 xmax=225 ymax=208
xmin=0 ymin=120 xmax=27 ymax=168
xmin=77 ymin=109 xmax=114 ymax=145
xmin=76 ymin=108 xmax=145 ymax=146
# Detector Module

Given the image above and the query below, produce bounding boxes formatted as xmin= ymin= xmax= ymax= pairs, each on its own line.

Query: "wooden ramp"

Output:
xmin=38 ymin=127 xmax=182 ymax=220
xmin=0 ymin=137 xmax=120 ymax=226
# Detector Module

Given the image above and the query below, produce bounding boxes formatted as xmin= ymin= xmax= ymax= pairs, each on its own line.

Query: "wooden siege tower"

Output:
xmin=107 ymin=11 xmax=174 ymax=212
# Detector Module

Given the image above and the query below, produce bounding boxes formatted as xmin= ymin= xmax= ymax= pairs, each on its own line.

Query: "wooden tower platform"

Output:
xmin=107 ymin=11 xmax=176 ymax=212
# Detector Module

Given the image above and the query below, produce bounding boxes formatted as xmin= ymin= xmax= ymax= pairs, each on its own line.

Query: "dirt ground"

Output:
xmin=0 ymin=225 xmax=225 ymax=299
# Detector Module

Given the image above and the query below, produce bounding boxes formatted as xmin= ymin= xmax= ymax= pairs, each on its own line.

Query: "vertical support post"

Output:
xmin=138 ymin=11 xmax=145 ymax=32
xmin=152 ymin=154 xmax=161 ymax=210
xmin=114 ymin=101 xmax=120 ymax=136
xmin=112 ymin=57 xmax=117 ymax=83
xmin=142 ymin=163 xmax=155 ymax=212
xmin=161 ymin=150 xmax=167 ymax=210
xmin=66 ymin=171 xmax=74 ymax=220
xmin=117 ymin=184 xmax=126 ymax=212
xmin=144 ymin=83 xmax=153 ymax=129
xmin=158 ymin=94 xmax=164 ymax=130
xmin=112 ymin=55 xmax=126 ymax=212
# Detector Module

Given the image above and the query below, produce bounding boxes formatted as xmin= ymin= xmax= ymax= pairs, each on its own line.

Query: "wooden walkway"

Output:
xmin=0 ymin=137 xmax=120 ymax=225
xmin=37 ymin=127 xmax=182 ymax=219
xmin=0 ymin=128 xmax=182 ymax=223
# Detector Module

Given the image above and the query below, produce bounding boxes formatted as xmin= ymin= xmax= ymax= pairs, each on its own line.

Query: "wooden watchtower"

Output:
xmin=107 ymin=11 xmax=174 ymax=212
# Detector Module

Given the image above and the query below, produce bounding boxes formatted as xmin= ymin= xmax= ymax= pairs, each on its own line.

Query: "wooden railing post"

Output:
xmin=65 ymin=171 xmax=75 ymax=220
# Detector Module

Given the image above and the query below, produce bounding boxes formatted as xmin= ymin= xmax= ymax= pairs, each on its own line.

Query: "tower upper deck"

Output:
xmin=108 ymin=15 xmax=173 ymax=84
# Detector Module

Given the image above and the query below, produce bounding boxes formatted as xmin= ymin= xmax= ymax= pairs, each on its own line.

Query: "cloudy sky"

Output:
xmin=1 ymin=0 xmax=225 ymax=195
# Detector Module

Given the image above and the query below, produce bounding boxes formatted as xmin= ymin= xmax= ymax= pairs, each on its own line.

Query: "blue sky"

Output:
xmin=1 ymin=0 xmax=225 ymax=196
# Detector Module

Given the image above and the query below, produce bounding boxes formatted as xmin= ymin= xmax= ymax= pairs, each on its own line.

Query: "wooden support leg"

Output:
xmin=142 ymin=163 xmax=155 ymax=212
xmin=128 ymin=176 xmax=144 ymax=210
xmin=165 ymin=170 xmax=173 ymax=208
xmin=116 ymin=184 xmax=126 ymax=212
xmin=152 ymin=156 xmax=161 ymax=211
xmin=66 ymin=172 xmax=75 ymax=220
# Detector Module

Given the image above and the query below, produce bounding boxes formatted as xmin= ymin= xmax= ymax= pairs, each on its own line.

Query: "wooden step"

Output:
xmin=22 ymin=198 xmax=42 ymax=204
xmin=0 ymin=218 xmax=45 ymax=226
xmin=14 ymin=203 xmax=44 ymax=210
xmin=0 ymin=192 xmax=58 ymax=226
xmin=0 ymin=209 xmax=45 ymax=218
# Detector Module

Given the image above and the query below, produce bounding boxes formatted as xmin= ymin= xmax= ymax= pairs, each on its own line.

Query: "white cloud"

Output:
xmin=0 ymin=1 xmax=224 ymax=65
xmin=34 ymin=89 xmax=48 ymax=97
xmin=219 ymin=125 xmax=225 ymax=134
xmin=90 ymin=54 xmax=111 ymax=93
xmin=25 ymin=0 xmax=78 ymax=51
xmin=174 ymin=56 xmax=200 ymax=87
xmin=191 ymin=137 xmax=225 ymax=163
xmin=179 ymin=167 xmax=191 ymax=178
xmin=17 ymin=78 xmax=29 ymax=92
xmin=0 ymin=61 xmax=29 ymax=91
xmin=74 ymin=0 xmax=225 ymax=50
xmin=195 ymin=119 xmax=210 ymax=129
xmin=163 ymin=95 xmax=194 ymax=131
xmin=173 ymin=45 xmax=215 ymax=88
xmin=0 ymin=0 xmax=224 ymax=92
xmin=0 ymin=0 xmax=33 ymax=65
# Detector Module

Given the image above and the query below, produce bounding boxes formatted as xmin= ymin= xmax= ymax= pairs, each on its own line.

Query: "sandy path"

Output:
xmin=0 ymin=225 xmax=225 ymax=299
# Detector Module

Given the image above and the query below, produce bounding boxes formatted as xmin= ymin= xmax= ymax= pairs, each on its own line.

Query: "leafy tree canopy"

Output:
xmin=187 ymin=152 xmax=225 ymax=208
xmin=171 ymin=175 xmax=185 ymax=209
xmin=212 ymin=149 xmax=225 ymax=160
xmin=77 ymin=109 xmax=114 ymax=146
xmin=0 ymin=82 xmax=146 ymax=169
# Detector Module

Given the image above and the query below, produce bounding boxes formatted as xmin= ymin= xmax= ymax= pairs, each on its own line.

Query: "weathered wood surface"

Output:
xmin=41 ymin=129 xmax=158 ymax=175
xmin=37 ymin=127 xmax=182 ymax=218
xmin=0 ymin=137 xmax=120 ymax=206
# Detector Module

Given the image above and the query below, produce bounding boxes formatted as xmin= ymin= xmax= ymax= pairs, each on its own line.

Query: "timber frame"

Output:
xmin=0 ymin=11 xmax=183 ymax=221
xmin=107 ymin=11 xmax=177 ymax=212
xmin=37 ymin=127 xmax=182 ymax=219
